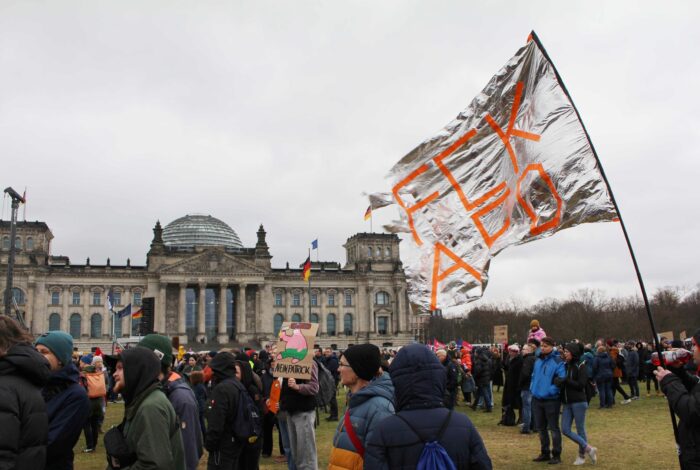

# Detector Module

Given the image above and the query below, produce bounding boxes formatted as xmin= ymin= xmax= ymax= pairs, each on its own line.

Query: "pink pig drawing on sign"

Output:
xmin=277 ymin=328 xmax=308 ymax=364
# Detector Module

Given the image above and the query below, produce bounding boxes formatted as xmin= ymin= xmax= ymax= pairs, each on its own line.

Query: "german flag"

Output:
xmin=364 ymin=205 xmax=372 ymax=221
xmin=132 ymin=308 xmax=143 ymax=319
xmin=302 ymin=256 xmax=311 ymax=282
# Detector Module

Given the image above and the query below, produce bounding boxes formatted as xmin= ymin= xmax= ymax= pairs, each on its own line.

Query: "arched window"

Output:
xmin=273 ymin=314 xmax=284 ymax=335
xmin=1 ymin=236 xmax=9 ymax=250
xmin=367 ymin=247 xmax=373 ymax=258
xmin=327 ymin=313 xmax=336 ymax=336
xmin=292 ymin=313 xmax=302 ymax=323
xmin=51 ymin=291 xmax=60 ymax=305
xmin=11 ymin=288 xmax=25 ymax=306
xmin=310 ymin=313 xmax=319 ymax=324
xmin=344 ymin=291 xmax=352 ymax=306
xmin=344 ymin=313 xmax=353 ymax=335
xmin=69 ymin=313 xmax=81 ymax=339
xmin=48 ymin=312 xmax=61 ymax=331
xmin=14 ymin=237 xmax=21 ymax=249
xmin=375 ymin=291 xmax=390 ymax=305
xmin=26 ymin=237 xmax=34 ymax=251
xmin=90 ymin=313 xmax=102 ymax=338
xmin=385 ymin=247 xmax=391 ymax=258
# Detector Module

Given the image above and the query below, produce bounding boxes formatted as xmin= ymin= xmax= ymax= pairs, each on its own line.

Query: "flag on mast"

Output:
xmin=106 ymin=290 xmax=115 ymax=312
xmin=311 ymin=239 xmax=318 ymax=250
xmin=131 ymin=308 xmax=143 ymax=319
xmin=116 ymin=304 xmax=132 ymax=319
xmin=377 ymin=31 xmax=618 ymax=315
xmin=302 ymin=256 xmax=311 ymax=282
xmin=364 ymin=205 xmax=372 ymax=221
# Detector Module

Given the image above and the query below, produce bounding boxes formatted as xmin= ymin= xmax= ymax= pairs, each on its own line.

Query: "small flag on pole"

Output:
xmin=131 ymin=308 xmax=143 ymax=319
xmin=364 ymin=205 xmax=372 ymax=221
xmin=116 ymin=304 xmax=132 ymax=319
xmin=302 ymin=256 xmax=311 ymax=282
xmin=311 ymin=239 xmax=318 ymax=250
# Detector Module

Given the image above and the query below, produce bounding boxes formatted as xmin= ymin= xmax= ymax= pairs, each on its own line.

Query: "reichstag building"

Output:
xmin=0 ymin=215 xmax=417 ymax=349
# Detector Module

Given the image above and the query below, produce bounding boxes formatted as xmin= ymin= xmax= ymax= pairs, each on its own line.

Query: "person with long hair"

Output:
xmin=555 ymin=343 xmax=598 ymax=465
xmin=0 ymin=316 xmax=50 ymax=469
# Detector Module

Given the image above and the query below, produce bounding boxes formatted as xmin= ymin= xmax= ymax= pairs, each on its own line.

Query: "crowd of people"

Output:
xmin=1 ymin=313 xmax=698 ymax=469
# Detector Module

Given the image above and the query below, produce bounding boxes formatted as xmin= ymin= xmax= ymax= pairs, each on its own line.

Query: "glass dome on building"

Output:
xmin=162 ymin=214 xmax=243 ymax=249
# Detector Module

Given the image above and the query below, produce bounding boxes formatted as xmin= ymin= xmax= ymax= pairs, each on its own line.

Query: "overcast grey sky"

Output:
xmin=1 ymin=1 xmax=698 ymax=310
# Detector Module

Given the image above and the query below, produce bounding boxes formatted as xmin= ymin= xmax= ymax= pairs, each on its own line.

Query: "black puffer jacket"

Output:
xmin=472 ymin=349 xmax=493 ymax=387
xmin=205 ymin=352 xmax=243 ymax=456
xmin=0 ymin=342 xmax=51 ymax=470
xmin=660 ymin=368 xmax=700 ymax=467
xmin=365 ymin=344 xmax=492 ymax=470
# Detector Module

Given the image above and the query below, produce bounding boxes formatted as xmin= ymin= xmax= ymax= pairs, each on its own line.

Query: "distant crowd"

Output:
xmin=1 ymin=314 xmax=698 ymax=469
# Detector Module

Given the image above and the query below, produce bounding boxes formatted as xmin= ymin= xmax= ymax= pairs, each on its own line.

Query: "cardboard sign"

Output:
xmin=273 ymin=322 xmax=319 ymax=380
xmin=493 ymin=325 xmax=508 ymax=343
xmin=679 ymin=331 xmax=687 ymax=341
xmin=659 ymin=331 xmax=674 ymax=341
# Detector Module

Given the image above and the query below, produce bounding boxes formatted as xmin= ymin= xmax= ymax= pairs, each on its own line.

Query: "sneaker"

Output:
xmin=82 ymin=448 xmax=95 ymax=453
xmin=631 ymin=396 xmax=640 ymax=400
xmin=573 ymin=456 xmax=586 ymax=466
xmin=533 ymin=454 xmax=551 ymax=462
xmin=621 ymin=398 xmax=632 ymax=404
xmin=587 ymin=446 xmax=598 ymax=464
xmin=548 ymin=456 xmax=562 ymax=465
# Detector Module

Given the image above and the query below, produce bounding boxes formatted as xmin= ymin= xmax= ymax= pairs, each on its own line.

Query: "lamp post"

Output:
xmin=3 ymin=187 xmax=25 ymax=321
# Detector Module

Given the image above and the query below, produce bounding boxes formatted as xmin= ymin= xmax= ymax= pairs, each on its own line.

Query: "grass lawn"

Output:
xmin=75 ymin=390 xmax=679 ymax=469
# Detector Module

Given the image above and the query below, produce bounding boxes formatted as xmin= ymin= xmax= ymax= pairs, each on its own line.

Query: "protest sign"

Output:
xmin=273 ymin=321 xmax=319 ymax=380
xmin=493 ymin=325 xmax=508 ymax=343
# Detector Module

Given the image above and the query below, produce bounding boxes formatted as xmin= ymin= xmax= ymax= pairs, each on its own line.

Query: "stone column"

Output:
xmin=237 ymin=284 xmax=247 ymax=336
xmin=284 ymin=288 xmax=291 ymax=321
xmin=82 ymin=287 xmax=90 ymax=338
xmin=197 ymin=283 xmax=206 ymax=342
xmin=62 ymin=285 xmax=69 ymax=331
xmin=158 ymin=284 xmax=167 ymax=334
xmin=319 ymin=289 xmax=326 ymax=334
xmin=254 ymin=285 xmax=261 ymax=334
xmin=26 ymin=282 xmax=35 ymax=334
xmin=218 ymin=283 xmax=228 ymax=344
xmin=395 ymin=286 xmax=405 ymax=333
xmin=178 ymin=283 xmax=187 ymax=337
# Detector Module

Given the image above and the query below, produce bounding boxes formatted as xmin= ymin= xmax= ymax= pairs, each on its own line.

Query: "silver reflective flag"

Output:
xmin=381 ymin=32 xmax=618 ymax=315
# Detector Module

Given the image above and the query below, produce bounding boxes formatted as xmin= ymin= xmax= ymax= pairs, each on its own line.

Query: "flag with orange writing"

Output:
xmin=377 ymin=32 xmax=617 ymax=315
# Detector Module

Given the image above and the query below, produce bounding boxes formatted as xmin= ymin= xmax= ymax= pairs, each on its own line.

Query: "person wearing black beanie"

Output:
xmin=655 ymin=328 xmax=700 ymax=468
xmin=342 ymin=344 xmax=382 ymax=381
xmin=329 ymin=344 xmax=394 ymax=469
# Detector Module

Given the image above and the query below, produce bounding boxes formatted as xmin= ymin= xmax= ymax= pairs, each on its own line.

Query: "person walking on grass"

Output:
xmin=593 ymin=346 xmax=614 ymax=409
xmin=554 ymin=343 xmax=598 ymax=466
xmin=530 ymin=337 xmax=566 ymax=465
xmin=519 ymin=343 xmax=537 ymax=434
xmin=329 ymin=344 xmax=394 ymax=470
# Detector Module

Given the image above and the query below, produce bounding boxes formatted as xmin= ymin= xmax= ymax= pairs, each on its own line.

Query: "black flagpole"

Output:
xmin=529 ymin=30 xmax=682 ymax=467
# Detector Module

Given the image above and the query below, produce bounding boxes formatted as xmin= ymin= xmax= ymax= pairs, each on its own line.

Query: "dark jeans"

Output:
xmin=262 ymin=412 xmax=277 ymax=456
xmin=474 ymin=384 xmax=492 ymax=411
xmin=520 ymin=390 xmax=533 ymax=432
xmin=83 ymin=398 xmax=104 ymax=449
xmin=628 ymin=375 xmax=639 ymax=398
xmin=444 ymin=389 xmax=457 ymax=410
xmin=328 ymin=384 xmax=339 ymax=418
xmin=646 ymin=375 xmax=659 ymax=392
xmin=597 ymin=380 xmax=613 ymax=408
xmin=239 ymin=439 xmax=262 ymax=470
xmin=532 ymin=397 xmax=561 ymax=457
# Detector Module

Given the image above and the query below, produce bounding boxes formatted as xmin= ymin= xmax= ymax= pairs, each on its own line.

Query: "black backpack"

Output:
xmin=228 ymin=379 xmax=262 ymax=444
xmin=315 ymin=360 xmax=336 ymax=408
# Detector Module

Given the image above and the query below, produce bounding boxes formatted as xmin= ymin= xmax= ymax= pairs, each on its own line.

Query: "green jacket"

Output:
xmin=116 ymin=385 xmax=186 ymax=470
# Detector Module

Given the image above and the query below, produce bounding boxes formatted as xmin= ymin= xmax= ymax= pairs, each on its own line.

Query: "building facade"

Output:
xmin=0 ymin=215 xmax=419 ymax=349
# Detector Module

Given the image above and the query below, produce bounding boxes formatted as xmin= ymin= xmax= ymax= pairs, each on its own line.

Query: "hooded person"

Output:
xmin=35 ymin=331 xmax=90 ymax=470
xmin=655 ymin=329 xmax=700 ymax=469
xmin=364 ymin=343 xmax=492 ymax=469
xmin=0 ymin=316 xmax=51 ymax=470
xmin=329 ymin=344 xmax=395 ymax=470
xmin=105 ymin=347 xmax=185 ymax=470
xmin=137 ymin=334 xmax=203 ymax=470
xmin=205 ymin=352 xmax=245 ymax=470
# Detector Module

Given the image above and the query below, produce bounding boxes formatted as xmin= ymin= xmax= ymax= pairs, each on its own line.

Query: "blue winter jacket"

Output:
xmin=530 ymin=351 xmax=566 ymax=400
xmin=365 ymin=344 xmax=492 ymax=470
xmin=592 ymin=352 xmax=614 ymax=382
xmin=625 ymin=349 xmax=640 ymax=378
xmin=164 ymin=373 xmax=203 ymax=470
xmin=42 ymin=363 xmax=89 ymax=470
xmin=332 ymin=372 xmax=395 ymax=455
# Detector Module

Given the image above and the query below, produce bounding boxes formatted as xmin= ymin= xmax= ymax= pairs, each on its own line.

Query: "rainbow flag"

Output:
xmin=302 ymin=257 xmax=311 ymax=282
xmin=364 ymin=205 xmax=372 ymax=221
xmin=132 ymin=308 xmax=143 ymax=319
